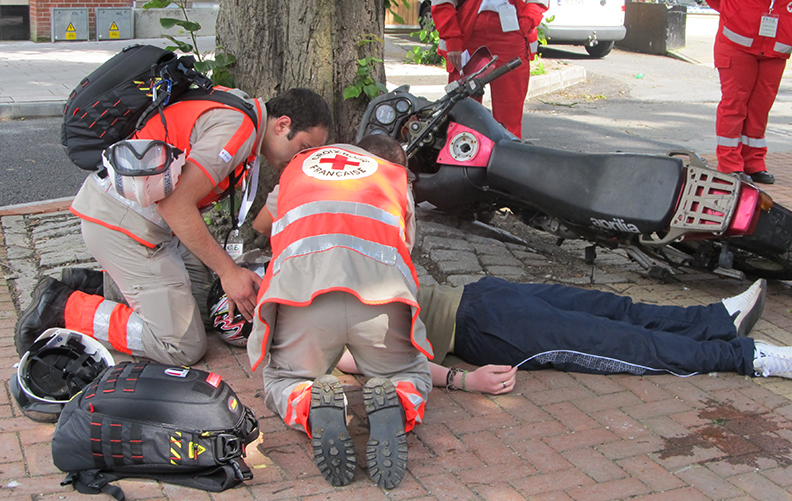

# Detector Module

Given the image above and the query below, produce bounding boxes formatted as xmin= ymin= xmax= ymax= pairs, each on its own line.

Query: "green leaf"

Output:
xmin=357 ymin=58 xmax=368 ymax=67
xmin=164 ymin=35 xmax=193 ymax=53
xmin=363 ymin=83 xmax=380 ymax=99
xmin=142 ymin=0 xmax=172 ymax=9
xmin=391 ymin=13 xmax=405 ymax=25
xmin=160 ymin=18 xmax=201 ymax=32
xmin=343 ymin=85 xmax=362 ymax=100
xmin=194 ymin=60 xmax=213 ymax=73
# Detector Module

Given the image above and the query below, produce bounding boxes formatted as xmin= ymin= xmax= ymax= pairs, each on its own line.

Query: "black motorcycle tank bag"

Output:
xmin=52 ymin=361 xmax=259 ymax=500
xmin=487 ymin=141 xmax=686 ymax=234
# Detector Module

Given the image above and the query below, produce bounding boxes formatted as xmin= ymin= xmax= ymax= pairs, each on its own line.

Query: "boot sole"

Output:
xmin=310 ymin=376 xmax=356 ymax=486
xmin=364 ymin=378 xmax=407 ymax=490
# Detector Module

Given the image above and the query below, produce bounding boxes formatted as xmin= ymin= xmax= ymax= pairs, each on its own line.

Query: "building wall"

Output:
xmin=29 ymin=0 xmax=133 ymax=41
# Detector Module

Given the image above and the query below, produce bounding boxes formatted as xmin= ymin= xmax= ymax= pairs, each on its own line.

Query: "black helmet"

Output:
xmin=11 ymin=328 xmax=114 ymax=422
xmin=207 ymin=257 xmax=268 ymax=348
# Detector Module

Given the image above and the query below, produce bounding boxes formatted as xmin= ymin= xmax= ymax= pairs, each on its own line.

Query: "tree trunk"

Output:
xmin=215 ymin=0 xmax=385 ymax=249
xmin=216 ymin=0 xmax=384 ymax=144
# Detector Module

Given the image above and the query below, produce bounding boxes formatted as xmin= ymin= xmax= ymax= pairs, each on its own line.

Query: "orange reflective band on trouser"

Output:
xmin=395 ymin=381 xmax=425 ymax=433
xmin=284 ymin=382 xmax=313 ymax=437
xmin=64 ymin=290 xmax=104 ymax=336
xmin=64 ymin=291 xmax=136 ymax=355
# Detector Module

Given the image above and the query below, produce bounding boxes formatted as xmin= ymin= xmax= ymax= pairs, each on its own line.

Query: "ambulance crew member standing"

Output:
xmin=248 ymin=135 xmax=432 ymax=489
xmin=15 ymin=88 xmax=332 ymax=366
xmin=432 ymin=0 xmax=548 ymax=138
xmin=708 ymin=0 xmax=791 ymax=184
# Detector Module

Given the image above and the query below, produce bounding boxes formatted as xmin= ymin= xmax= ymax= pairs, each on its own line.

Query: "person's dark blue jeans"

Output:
xmin=453 ymin=277 xmax=755 ymax=376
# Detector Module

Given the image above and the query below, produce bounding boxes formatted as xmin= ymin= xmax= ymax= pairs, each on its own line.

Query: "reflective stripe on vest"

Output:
xmin=722 ymin=26 xmax=754 ymax=47
xmin=775 ymin=42 xmax=792 ymax=54
xmin=272 ymin=200 xmax=402 ymax=238
xmin=272 ymin=233 xmax=418 ymax=296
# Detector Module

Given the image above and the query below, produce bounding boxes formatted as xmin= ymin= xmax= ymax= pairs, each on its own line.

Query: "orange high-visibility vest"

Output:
xmin=249 ymin=146 xmax=432 ymax=370
xmin=132 ymin=90 xmax=262 ymax=209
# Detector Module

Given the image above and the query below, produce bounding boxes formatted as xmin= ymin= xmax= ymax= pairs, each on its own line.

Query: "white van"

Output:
xmin=542 ymin=0 xmax=627 ymax=58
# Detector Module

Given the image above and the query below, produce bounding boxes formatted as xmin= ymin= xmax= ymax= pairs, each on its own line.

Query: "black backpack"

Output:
xmin=52 ymin=361 xmax=259 ymax=500
xmin=61 ymin=44 xmax=257 ymax=171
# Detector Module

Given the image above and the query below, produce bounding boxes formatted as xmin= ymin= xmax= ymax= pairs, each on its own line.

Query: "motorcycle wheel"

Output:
xmin=672 ymin=241 xmax=792 ymax=280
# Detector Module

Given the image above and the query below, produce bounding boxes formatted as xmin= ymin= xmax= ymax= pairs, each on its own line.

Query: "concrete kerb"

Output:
xmin=0 ymin=101 xmax=64 ymax=120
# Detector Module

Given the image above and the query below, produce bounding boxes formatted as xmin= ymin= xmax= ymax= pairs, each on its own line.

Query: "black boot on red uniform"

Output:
xmin=750 ymin=171 xmax=775 ymax=184
xmin=14 ymin=277 xmax=75 ymax=356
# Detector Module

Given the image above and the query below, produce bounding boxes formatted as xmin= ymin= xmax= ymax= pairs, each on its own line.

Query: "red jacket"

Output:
xmin=707 ymin=0 xmax=792 ymax=58
xmin=432 ymin=0 xmax=547 ymax=68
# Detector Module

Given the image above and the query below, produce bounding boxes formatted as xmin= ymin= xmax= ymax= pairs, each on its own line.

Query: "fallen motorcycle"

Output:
xmin=356 ymin=48 xmax=792 ymax=280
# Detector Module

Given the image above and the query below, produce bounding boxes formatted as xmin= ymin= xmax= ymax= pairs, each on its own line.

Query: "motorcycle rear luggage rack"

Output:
xmin=640 ymin=166 xmax=739 ymax=246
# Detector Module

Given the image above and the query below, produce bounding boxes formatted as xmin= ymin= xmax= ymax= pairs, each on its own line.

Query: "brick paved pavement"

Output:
xmin=1 ymin=156 xmax=792 ymax=500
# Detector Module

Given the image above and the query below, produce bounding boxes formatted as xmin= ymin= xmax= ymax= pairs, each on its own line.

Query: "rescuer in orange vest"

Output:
xmin=248 ymin=135 xmax=432 ymax=489
xmin=15 ymin=88 xmax=332 ymax=366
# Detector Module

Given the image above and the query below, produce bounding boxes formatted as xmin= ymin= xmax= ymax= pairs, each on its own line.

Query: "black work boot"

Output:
xmin=14 ymin=277 xmax=75 ymax=356
xmin=309 ymin=374 xmax=356 ymax=486
xmin=364 ymin=377 xmax=408 ymax=489
xmin=61 ymin=267 xmax=104 ymax=296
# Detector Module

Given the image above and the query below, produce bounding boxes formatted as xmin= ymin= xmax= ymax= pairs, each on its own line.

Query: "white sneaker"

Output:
xmin=753 ymin=340 xmax=792 ymax=379
xmin=722 ymin=279 xmax=766 ymax=337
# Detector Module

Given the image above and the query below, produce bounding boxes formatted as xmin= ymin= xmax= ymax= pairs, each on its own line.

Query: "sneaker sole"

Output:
xmin=737 ymin=279 xmax=767 ymax=338
xmin=364 ymin=378 xmax=407 ymax=490
xmin=310 ymin=376 xmax=356 ymax=486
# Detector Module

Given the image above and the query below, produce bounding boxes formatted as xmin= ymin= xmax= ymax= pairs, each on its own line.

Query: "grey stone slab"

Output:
xmin=437 ymin=258 xmax=482 ymax=275
xmin=32 ymin=221 xmax=82 ymax=241
xmin=10 ymin=264 xmax=40 ymax=309
xmin=418 ymin=275 xmax=438 ymax=287
xmin=429 ymin=249 xmax=478 ymax=263
xmin=417 ymin=220 xmax=466 ymax=239
xmin=5 ymin=244 xmax=34 ymax=260
xmin=560 ymin=269 xmax=629 ymax=285
xmin=485 ymin=266 xmax=526 ymax=280
xmin=33 ymin=210 xmax=75 ymax=221
xmin=469 ymin=240 xmax=512 ymax=257
xmin=479 ymin=254 xmax=523 ymax=267
xmin=1 ymin=215 xmax=27 ymax=235
xmin=422 ymin=236 xmax=474 ymax=253
xmin=36 ymin=233 xmax=86 ymax=253
xmin=446 ymin=275 xmax=482 ymax=288
xmin=38 ymin=247 xmax=94 ymax=268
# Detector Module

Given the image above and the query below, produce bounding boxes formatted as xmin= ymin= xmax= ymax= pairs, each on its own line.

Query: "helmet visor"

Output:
xmin=105 ymin=140 xmax=183 ymax=177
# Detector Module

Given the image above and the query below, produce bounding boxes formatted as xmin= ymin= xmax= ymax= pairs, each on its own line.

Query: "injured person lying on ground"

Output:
xmin=337 ymin=276 xmax=792 ymax=394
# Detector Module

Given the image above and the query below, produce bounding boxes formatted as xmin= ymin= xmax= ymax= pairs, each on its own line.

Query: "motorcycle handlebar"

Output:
xmin=477 ymin=57 xmax=523 ymax=87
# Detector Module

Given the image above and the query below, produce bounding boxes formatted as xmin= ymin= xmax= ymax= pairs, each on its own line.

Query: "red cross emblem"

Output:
xmin=319 ymin=154 xmax=360 ymax=171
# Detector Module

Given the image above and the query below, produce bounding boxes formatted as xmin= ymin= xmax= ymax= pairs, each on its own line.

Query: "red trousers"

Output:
xmin=448 ymin=12 xmax=531 ymax=139
xmin=715 ymin=40 xmax=787 ymax=174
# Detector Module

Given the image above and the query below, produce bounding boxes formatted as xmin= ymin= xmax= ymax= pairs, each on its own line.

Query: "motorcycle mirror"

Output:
xmin=462 ymin=46 xmax=495 ymax=77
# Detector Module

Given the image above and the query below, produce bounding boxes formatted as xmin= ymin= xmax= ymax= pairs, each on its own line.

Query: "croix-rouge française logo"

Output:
xmin=302 ymin=148 xmax=378 ymax=181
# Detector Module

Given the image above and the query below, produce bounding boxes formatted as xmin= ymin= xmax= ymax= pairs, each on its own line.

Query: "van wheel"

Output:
xmin=585 ymin=41 xmax=614 ymax=58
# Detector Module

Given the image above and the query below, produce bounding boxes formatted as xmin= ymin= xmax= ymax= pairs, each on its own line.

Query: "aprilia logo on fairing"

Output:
xmin=590 ymin=217 xmax=640 ymax=233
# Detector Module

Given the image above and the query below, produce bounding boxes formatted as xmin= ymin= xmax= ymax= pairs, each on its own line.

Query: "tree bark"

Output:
xmin=216 ymin=0 xmax=384 ymax=144
xmin=215 ymin=0 xmax=385 ymax=248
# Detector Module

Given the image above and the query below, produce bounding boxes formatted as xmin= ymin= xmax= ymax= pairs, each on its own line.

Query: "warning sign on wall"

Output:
xmin=51 ymin=8 xmax=88 ymax=42
xmin=96 ymin=8 xmax=133 ymax=41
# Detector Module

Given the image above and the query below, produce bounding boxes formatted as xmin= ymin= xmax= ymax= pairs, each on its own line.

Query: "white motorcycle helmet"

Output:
xmin=102 ymin=139 xmax=185 ymax=207
xmin=11 ymin=328 xmax=115 ymax=422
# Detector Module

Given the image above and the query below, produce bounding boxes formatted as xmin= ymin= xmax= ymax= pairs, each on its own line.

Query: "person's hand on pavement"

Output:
xmin=466 ymin=365 xmax=517 ymax=394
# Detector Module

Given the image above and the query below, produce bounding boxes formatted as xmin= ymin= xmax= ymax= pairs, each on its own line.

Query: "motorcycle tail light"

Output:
xmin=726 ymin=183 xmax=762 ymax=236
xmin=760 ymin=192 xmax=774 ymax=212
